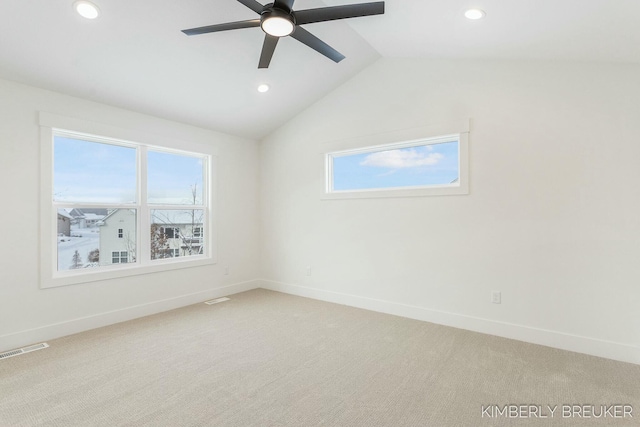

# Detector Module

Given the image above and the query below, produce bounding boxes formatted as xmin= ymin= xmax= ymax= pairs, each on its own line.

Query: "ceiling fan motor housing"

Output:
xmin=261 ymin=7 xmax=296 ymax=37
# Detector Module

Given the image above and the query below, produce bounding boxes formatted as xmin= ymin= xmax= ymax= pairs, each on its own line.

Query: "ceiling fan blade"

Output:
xmin=182 ymin=19 xmax=261 ymax=36
xmin=258 ymin=35 xmax=280 ymax=68
xmin=295 ymin=1 xmax=384 ymax=25
xmin=290 ymin=26 xmax=345 ymax=63
xmin=237 ymin=0 xmax=265 ymax=14
xmin=273 ymin=0 xmax=295 ymax=12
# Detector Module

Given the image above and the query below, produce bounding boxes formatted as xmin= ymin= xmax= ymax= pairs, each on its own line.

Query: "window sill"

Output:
xmin=322 ymin=183 xmax=468 ymax=200
xmin=42 ymin=256 xmax=215 ymax=289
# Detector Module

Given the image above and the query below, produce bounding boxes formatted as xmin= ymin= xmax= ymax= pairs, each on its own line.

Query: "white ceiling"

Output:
xmin=1 ymin=1 xmax=639 ymax=140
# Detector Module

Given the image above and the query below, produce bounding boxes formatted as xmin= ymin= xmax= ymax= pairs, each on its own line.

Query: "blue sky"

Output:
xmin=332 ymin=141 xmax=459 ymax=191
xmin=148 ymin=150 xmax=203 ymax=204
xmin=54 ymin=136 xmax=203 ymax=204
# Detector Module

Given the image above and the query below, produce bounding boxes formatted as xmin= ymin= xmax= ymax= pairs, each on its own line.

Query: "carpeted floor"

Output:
xmin=1 ymin=289 xmax=638 ymax=426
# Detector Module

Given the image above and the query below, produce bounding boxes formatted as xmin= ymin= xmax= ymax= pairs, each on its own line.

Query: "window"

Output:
xmin=40 ymin=112 xmax=215 ymax=288
xmin=193 ymin=227 xmax=203 ymax=238
xmin=112 ymin=251 xmax=128 ymax=264
xmin=323 ymin=124 xmax=469 ymax=199
xmin=161 ymin=227 xmax=180 ymax=239
xmin=52 ymin=133 xmax=207 ymax=271
xmin=53 ymin=135 xmax=138 ymax=272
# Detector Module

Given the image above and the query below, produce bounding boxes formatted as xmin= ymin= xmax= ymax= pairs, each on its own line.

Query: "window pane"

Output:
xmin=150 ymin=209 xmax=204 ymax=260
xmin=57 ymin=208 xmax=137 ymax=271
xmin=53 ymin=136 xmax=136 ymax=203
xmin=148 ymin=151 xmax=204 ymax=205
xmin=331 ymin=140 xmax=459 ymax=192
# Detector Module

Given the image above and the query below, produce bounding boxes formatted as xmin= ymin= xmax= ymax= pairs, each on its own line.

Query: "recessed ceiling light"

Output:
xmin=74 ymin=1 xmax=100 ymax=19
xmin=464 ymin=9 xmax=485 ymax=20
xmin=257 ymin=84 xmax=270 ymax=93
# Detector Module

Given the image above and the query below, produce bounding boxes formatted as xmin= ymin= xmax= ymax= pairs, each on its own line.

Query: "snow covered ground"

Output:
xmin=57 ymin=226 xmax=100 ymax=271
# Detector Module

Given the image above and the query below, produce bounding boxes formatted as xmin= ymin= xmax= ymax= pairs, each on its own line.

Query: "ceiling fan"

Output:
xmin=182 ymin=0 xmax=385 ymax=68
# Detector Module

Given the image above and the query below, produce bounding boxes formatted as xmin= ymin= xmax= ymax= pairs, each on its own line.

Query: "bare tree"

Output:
xmin=151 ymin=183 xmax=204 ymax=257
xmin=150 ymin=224 xmax=170 ymax=259
xmin=123 ymin=230 xmax=137 ymax=262
xmin=182 ymin=183 xmax=204 ymax=255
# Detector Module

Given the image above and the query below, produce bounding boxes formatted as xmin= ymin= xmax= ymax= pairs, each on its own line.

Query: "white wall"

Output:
xmin=259 ymin=59 xmax=640 ymax=364
xmin=0 ymin=78 xmax=260 ymax=351
xmin=2 ymin=60 xmax=639 ymax=364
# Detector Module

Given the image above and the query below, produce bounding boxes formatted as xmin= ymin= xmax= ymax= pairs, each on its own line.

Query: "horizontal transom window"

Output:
xmin=324 ymin=131 xmax=469 ymax=199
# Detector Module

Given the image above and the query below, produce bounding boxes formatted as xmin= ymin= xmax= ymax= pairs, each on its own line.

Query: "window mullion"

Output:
xmin=139 ymin=145 xmax=149 ymax=266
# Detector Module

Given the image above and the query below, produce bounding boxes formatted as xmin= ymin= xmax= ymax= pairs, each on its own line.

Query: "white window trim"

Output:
xmin=39 ymin=112 xmax=218 ymax=289
xmin=321 ymin=120 xmax=470 ymax=200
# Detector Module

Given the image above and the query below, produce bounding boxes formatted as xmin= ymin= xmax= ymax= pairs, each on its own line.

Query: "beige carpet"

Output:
xmin=1 ymin=289 xmax=638 ymax=426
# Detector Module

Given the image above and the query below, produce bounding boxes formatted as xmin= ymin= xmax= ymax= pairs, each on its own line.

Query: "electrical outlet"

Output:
xmin=224 ymin=266 xmax=229 ymax=276
xmin=305 ymin=266 xmax=312 ymax=276
xmin=491 ymin=291 xmax=501 ymax=304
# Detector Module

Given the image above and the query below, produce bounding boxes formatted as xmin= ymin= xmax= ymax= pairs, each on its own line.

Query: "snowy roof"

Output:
xmin=57 ymin=211 xmax=73 ymax=219
xmin=99 ymin=209 xmax=135 ymax=225
xmin=97 ymin=209 xmax=202 ymax=226
xmin=69 ymin=208 xmax=109 ymax=218
xmin=83 ymin=213 xmax=105 ymax=220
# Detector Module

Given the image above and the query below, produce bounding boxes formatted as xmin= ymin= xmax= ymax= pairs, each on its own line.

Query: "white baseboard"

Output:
xmin=5 ymin=278 xmax=638 ymax=366
xmin=258 ymin=279 xmax=640 ymax=366
xmin=0 ymin=279 xmax=260 ymax=353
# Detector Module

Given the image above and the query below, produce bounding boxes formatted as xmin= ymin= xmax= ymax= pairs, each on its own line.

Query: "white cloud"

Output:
xmin=360 ymin=148 xmax=444 ymax=169
xmin=376 ymin=169 xmax=398 ymax=177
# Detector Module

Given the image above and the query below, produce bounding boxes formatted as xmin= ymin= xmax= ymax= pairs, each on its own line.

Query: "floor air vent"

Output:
xmin=0 ymin=343 xmax=49 ymax=360
xmin=204 ymin=297 xmax=230 ymax=305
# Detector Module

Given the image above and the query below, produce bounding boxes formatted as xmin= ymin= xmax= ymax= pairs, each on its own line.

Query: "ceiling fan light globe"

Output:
xmin=261 ymin=16 xmax=294 ymax=37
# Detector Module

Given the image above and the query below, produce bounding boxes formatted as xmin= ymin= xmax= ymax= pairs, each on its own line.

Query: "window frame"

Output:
xmin=40 ymin=112 xmax=217 ymax=289
xmin=322 ymin=121 xmax=470 ymax=200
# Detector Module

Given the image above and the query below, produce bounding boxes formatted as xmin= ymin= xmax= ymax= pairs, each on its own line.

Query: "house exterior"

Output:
xmin=68 ymin=208 xmax=108 ymax=228
xmin=99 ymin=209 xmax=203 ymax=265
xmin=98 ymin=209 xmax=137 ymax=265
xmin=57 ymin=210 xmax=72 ymax=236
xmin=152 ymin=223 xmax=204 ymax=259
xmin=83 ymin=213 xmax=105 ymax=228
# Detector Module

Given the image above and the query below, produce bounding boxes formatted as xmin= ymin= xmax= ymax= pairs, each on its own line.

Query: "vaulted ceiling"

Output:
xmin=1 ymin=0 xmax=638 ymax=140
